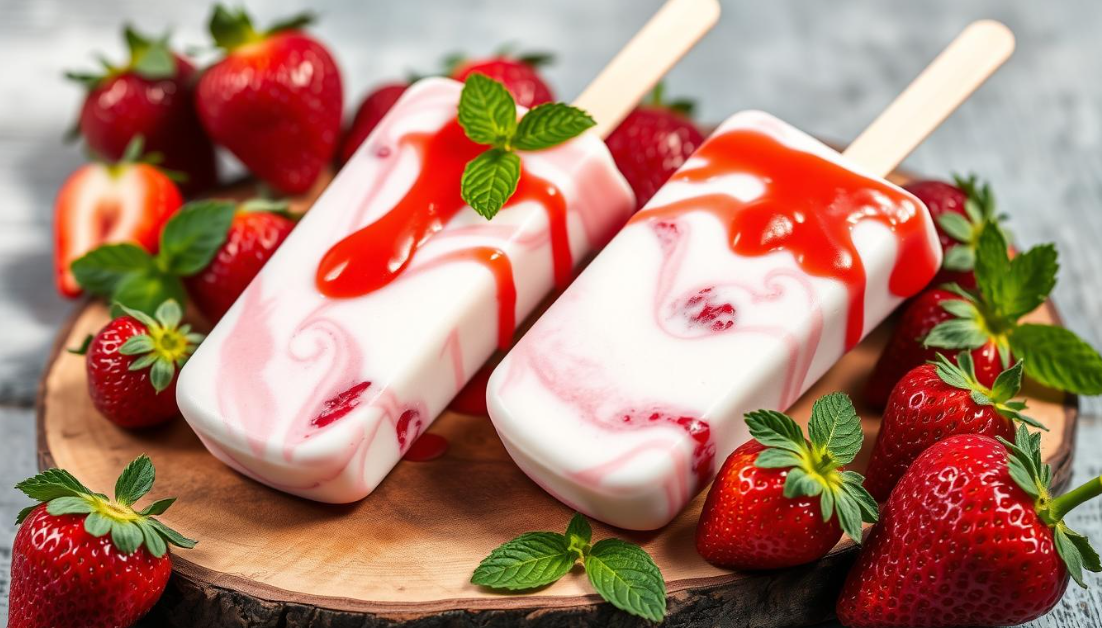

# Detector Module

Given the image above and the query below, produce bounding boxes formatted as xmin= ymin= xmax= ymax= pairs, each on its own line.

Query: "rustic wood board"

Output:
xmin=37 ymin=299 xmax=1077 ymax=627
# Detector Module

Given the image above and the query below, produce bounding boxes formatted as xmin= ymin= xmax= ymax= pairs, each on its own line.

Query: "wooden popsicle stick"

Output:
xmin=573 ymin=0 xmax=721 ymax=139
xmin=844 ymin=20 xmax=1015 ymax=177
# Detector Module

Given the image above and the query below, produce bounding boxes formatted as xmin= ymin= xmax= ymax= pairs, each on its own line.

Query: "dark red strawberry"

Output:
xmin=196 ymin=6 xmax=342 ymax=193
xmin=903 ymin=175 xmax=999 ymax=289
xmin=837 ymin=427 xmax=1101 ymax=627
xmin=8 ymin=455 xmax=196 ymax=628
xmin=68 ymin=26 xmax=217 ymax=194
xmin=696 ymin=393 xmax=877 ymax=570
xmin=864 ymin=352 xmax=1037 ymax=502
xmin=605 ymin=84 xmax=705 ymax=209
xmin=338 ymin=83 xmax=408 ymax=164
xmin=84 ymin=300 xmax=202 ymax=428
xmin=185 ymin=199 xmax=296 ymax=322
xmin=450 ymin=52 xmax=555 ymax=109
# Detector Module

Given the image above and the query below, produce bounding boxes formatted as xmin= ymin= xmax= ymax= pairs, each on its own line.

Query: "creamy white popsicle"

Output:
xmin=487 ymin=110 xmax=943 ymax=530
xmin=177 ymin=77 xmax=635 ymax=502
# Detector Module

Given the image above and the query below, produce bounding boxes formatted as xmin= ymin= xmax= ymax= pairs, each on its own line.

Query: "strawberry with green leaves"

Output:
xmin=865 ymin=223 xmax=1102 ymax=408
xmin=905 ymin=174 xmax=1002 ymax=289
xmin=864 ymin=352 xmax=1036 ymax=502
xmin=8 ymin=455 xmax=196 ymax=628
xmin=83 ymin=299 xmax=202 ymax=428
xmin=472 ymin=513 xmax=666 ymax=622
xmin=837 ymin=426 xmax=1101 ymax=627
xmin=72 ymin=199 xmax=237 ymax=314
xmin=457 ymin=74 xmax=596 ymax=219
xmin=696 ymin=393 xmax=878 ymax=570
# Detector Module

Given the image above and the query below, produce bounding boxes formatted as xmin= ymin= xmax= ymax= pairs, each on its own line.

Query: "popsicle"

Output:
xmin=176 ymin=0 xmax=722 ymax=503
xmin=487 ymin=21 xmax=1015 ymax=530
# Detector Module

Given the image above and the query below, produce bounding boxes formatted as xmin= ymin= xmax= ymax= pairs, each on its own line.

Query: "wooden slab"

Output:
xmin=36 ymin=166 xmax=1078 ymax=627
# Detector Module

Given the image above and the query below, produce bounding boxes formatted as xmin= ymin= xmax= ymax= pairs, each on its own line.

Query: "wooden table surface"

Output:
xmin=1 ymin=1 xmax=1100 ymax=626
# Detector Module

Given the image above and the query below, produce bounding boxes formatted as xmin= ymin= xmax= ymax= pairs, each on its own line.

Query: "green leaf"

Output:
xmin=932 ymin=352 xmax=974 ymax=391
xmin=565 ymin=512 xmax=592 ymax=548
xmin=138 ymin=519 xmax=168 ymax=558
xmin=937 ymin=212 xmax=975 ymax=244
xmin=471 ymin=531 xmax=576 ymax=590
xmin=111 ymin=520 xmax=144 ymax=554
xmin=119 ymin=334 xmax=155 ymax=356
xmin=70 ymin=243 xmax=156 ymax=296
xmin=833 ymin=472 xmax=878 ymax=543
xmin=128 ymin=353 xmax=159 ymax=372
xmin=973 ymin=222 xmax=1010 ymax=307
xmin=834 ymin=492 xmax=862 ymax=543
xmin=112 ymin=270 xmax=187 ymax=317
xmin=841 ymin=471 xmax=879 ymax=523
xmin=782 ymin=467 xmax=823 ymax=499
xmin=940 ymin=299 xmax=978 ymax=319
xmin=989 ymin=360 xmax=1024 ymax=403
xmin=744 ymin=409 xmax=806 ymax=454
xmin=67 ymin=334 xmax=94 ymax=356
xmin=209 ymin=4 xmax=258 ymax=50
xmin=457 ymin=73 xmax=517 ymax=147
xmin=147 ymin=517 xmax=197 ymax=549
xmin=267 ymin=12 xmax=316 ymax=33
xmin=140 ymin=497 xmax=176 ymax=516
xmin=131 ymin=38 xmax=175 ymax=80
xmin=998 ymin=244 xmax=1058 ymax=319
xmin=753 ymin=448 xmax=803 ymax=470
xmin=1066 ymin=527 xmax=1101 ymax=573
xmin=114 ymin=455 xmax=155 ymax=506
xmin=807 ymin=392 xmax=862 ymax=465
xmin=513 ymin=103 xmax=596 ymax=151
xmin=84 ymin=511 xmax=112 ymax=537
xmin=460 ymin=148 xmax=521 ymax=220
xmin=941 ymin=245 xmax=975 ymax=272
xmin=16 ymin=468 xmax=93 ymax=502
xmin=1055 ymin=526 xmax=1089 ymax=588
xmin=149 ymin=358 xmax=176 ymax=393
xmin=924 ymin=318 xmax=988 ymax=350
xmin=155 ymin=299 xmax=183 ymax=328
xmin=584 ymin=539 xmax=667 ymax=622
xmin=157 ymin=200 xmax=236 ymax=276
xmin=45 ymin=496 xmax=94 ymax=517
xmin=1009 ymin=324 xmax=1102 ymax=395
xmin=15 ymin=505 xmax=37 ymax=525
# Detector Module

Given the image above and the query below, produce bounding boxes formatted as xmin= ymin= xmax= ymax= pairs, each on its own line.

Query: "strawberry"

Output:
xmin=903 ymin=175 xmax=1000 ymax=289
xmin=72 ymin=199 xmax=237 ymax=314
xmin=8 ymin=455 xmax=196 ymax=628
xmin=605 ymin=84 xmax=705 ymax=209
xmin=68 ymin=26 xmax=218 ymax=194
xmin=864 ymin=352 xmax=1038 ymax=502
xmin=449 ymin=51 xmax=555 ymax=109
xmin=865 ymin=224 xmax=1102 ymax=408
xmin=836 ymin=426 xmax=1101 ymax=627
xmin=83 ymin=300 xmax=202 ymax=428
xmin=196 ymin=6 xmax=342 ymax=194
xmin=337 ymin=83 xmax=408 ymax=164
xmin=54 ymin=138 xmax=183 ymax=298
xmin=185 ymin=199 xmax=296 ymax=322
xmin=696 ymin=393 xmax=878 ymax=570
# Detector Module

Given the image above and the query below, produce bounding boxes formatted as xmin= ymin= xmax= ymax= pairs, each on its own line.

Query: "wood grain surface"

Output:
xmin=3 ymin=1 xmax=1102 ymax=627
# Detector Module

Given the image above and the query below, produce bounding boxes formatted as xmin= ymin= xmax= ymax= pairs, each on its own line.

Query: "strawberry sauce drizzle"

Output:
xmin=633 ymin=129 xmax=938 ymax=349
xmin=316 ymin=119 xmax=571 ymax=349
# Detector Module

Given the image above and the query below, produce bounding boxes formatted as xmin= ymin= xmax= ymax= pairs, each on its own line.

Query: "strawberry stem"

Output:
xmin=1043 ymin=476 xmax=1102 ymax=525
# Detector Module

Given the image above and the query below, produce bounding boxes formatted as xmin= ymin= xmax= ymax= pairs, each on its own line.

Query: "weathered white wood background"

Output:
xmin=1 ymin=0 xmax=1100 ymax=625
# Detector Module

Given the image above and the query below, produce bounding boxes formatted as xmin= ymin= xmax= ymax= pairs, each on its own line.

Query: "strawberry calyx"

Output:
xmin=744 ymin=393 xmax=878 ymax=543
xmin=924 ymin=223 xmax=1102 ymax=395
xmin=931 ymin=352 xmax=1042 ymax=429
xmin=442 ymin=47 xmax=555 ymax=77
xmin=114 ymin=299 xmax=204 ymax=392
xmin=14 ymin=455 xmax=196 ymax=558
xmin=998 ymin=425 xmax=1101 ymax=588
xmin=65 ymin=25 xmax=179 ymax=91
xmin=208 ymin=4 xmax=314 ymax=53
xmin=936 ymin=174 xmax=1003 ymax=272
xmin=644 ymin=81 xmax=696 ymax=119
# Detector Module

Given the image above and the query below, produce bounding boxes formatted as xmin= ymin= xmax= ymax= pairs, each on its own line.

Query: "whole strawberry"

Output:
xmin=450 ymin=51 xmax=555 ymax=109
xmin=84 ymin=300 xmax=203 ymax=428
xmin=55 ymin=138 xmax=182 ymax=298
xmin=837 ymin=427 xmax=1101 ymax=627
xmin=8 ymin=455 xmax=196 ymax=628
xmin=337 ymin=82 xmax=408 ymax=164
xmin=185 ymin=199 xmax=296 ymax=322
xmin=864 ymin=352 xmax=1037 ymax=502
xmin=696 ymin=393 xmax=878 ymax=570
xmin=197 ymin=6 xmax=342 ymax=193
xmin=68 ymin=26 xmax=218 ymax=193
xmin=865 ymin=224 xmax=1102 ymax=408
xmin=605 ymin=84 xmax=705 ymax=209
xmin=904 ymin=175 xmax=999 ymax=289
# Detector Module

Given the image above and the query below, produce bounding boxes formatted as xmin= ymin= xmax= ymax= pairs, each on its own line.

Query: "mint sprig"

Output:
xmin=924 ymin=222 xmax=1102 ymax=395
xmin=71 ymin=199 xmax=236 ymax=314
xmin=457 ymin=74 xmax=595 ymax=219
xmin=746 ymin=392 xmax=878 ymax=543
xmin=472 ymin=513 xmax=667 ymax=621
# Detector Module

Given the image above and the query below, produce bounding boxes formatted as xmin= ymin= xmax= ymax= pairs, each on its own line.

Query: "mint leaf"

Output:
xmin=998 ymin=244 xmax=1058 ymax=319
xmin=16 ymin=468 xmax=93 ymax=502
xmin=460 ymin=148 xmax=521 ymax=219
xmin=157 ymin=200 xmax=236 ymax=275
xmin=513 ymin=103 xmax=596 ymax=151
xmin=745 ymin=409 xmax=806 ymax=454
xmin=112 ymin=269 xmax=186 ymax=316
xmin=458 ymin=73 xmax=517 ymax=147
xmin=71 ymin=243 xmax=156 ymax=296
xmin=471 ymin=532 xmax=576 ymax=590
xmin=807 ymin=392 xmax=861 ymax=465
xmin=114 ymin=455 xmax=155 ymax=506
xmin=973 ymin=222 xmax=1010 ymax=307
xmin=584 ymin=539 xmax=666 ymax=622
xmin=565 ymin=513 xmax=592 ymax=559
xmin=1009 ymin=324 xmax=1102 ymax=395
